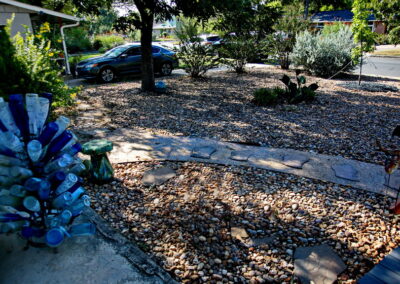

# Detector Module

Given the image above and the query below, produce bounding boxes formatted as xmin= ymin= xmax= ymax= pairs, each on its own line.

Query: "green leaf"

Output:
xmin=280 ymin=74 xmax=290 ymax=86
xmin=298 ymin=76 xmax=306 ymax=85
xmin=308 ymin=83 xmax=319 ymax=91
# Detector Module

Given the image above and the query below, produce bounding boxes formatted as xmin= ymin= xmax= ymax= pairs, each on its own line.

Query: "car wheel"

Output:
xmin=99 ymin=67 xmax=115 ymax=83
xmin=160 ymin=62 xmax=172 ymax=76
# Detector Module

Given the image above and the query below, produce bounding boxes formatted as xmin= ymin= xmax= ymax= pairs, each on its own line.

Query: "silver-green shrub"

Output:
xmin=291 ymin=26 xmax=355 ymax=77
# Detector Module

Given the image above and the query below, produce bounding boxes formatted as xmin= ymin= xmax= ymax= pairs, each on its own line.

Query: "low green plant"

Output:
xmin=69 ymin=53 xmax=102 ymax=74
xmin=93 ymin=34 xmax=125 ymax=52
xmin=177 ymin=43 xmax=219 ymax=77
xmin=291 ymin=26 xmax=355 ymax=77
xmin=280 ymin=71 xmax=318 ymax=104
xmin=253 ymin=87 xmax=286 ymax=106
xmin=0 ymin=26 xmax=30 ymax=98
xmin=219 ymin=36 xmax=266 ymax=73
xmin=175 ymin=17 xmax=219 ymax=77
xmin=5 ymin=18 xmax=78 ymax=107
xmin=65 ymin=27 xmax=92 ymax=53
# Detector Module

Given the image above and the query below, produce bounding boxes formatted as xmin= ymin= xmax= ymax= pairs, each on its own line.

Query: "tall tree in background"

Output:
xmin=214 ymin=0 xmax=282 ymax=39
xmin=114 ymin=0 xmax=229 ymax=91
xmin=371 ymin=0 xmax=400 ymax=45
xmin=351 ymin=0 xmax=375 ymax=85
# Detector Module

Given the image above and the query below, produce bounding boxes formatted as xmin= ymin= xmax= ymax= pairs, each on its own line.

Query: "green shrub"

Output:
xmin=65 ymin=27 xmax=92 ymax=53
xmin=10 ymin=25 xmax=78 ymax=107
xmin=219 ymin=36 xmax=266 ymax=73
xmin=375 ymin=33 xmax=390 ymax=45
xmin=253 ymin=87 xmax=285 ymax=106
xmin=175 ymin=17 xmax=219 ymax=77
xmin=93 ymin=34 xmax=125 ymax=51
xmin=177 ymin=43 xmax=219 ymax=77
xmin=280 ymin=72 xmax=318 ymax=104
xmin=0 ymin=26 xmax=31 ymax=98
xmin=69 ymin=53 xmax=102 ymax=75
xmin=291 ymin=26 xmax=355 ymax=77
xmin=322 ymin=22 xmax=347 ymax=35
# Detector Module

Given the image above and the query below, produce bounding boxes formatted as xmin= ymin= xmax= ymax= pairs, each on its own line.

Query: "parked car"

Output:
xmin=75 ymin=44 xmax=179 ymax=83
xmin=196 ymin=34 xmax=222 ymax=46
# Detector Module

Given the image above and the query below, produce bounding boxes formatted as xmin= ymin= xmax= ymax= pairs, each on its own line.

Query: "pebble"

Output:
xmin=89 ymin=161 xmax=399 ymax=284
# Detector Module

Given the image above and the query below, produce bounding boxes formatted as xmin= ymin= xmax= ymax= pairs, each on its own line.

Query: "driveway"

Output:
xmin=353 ymin=56 xmax=400 ymax=78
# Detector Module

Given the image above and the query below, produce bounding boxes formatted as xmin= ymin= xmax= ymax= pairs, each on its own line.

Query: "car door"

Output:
xmin=152 ymin=46 xmax=162 ymax=66
xmin=118 ymin=47 xmax=141 ymax=74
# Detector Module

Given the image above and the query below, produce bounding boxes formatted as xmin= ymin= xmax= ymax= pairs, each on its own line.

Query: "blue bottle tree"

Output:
xmin=0 ymin=93 xmax=95 ymax=248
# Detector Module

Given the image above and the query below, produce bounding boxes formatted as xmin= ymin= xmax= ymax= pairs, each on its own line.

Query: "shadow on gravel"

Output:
xmin=87 ymin=161 xmax=397 ymax=283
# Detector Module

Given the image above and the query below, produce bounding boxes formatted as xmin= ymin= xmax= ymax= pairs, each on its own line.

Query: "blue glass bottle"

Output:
xmin=52 ymin=191 xmax=72 ymax=208
xmin=0 ymin=97 xmax=21 ymax=137
xmin=24 ymin=177 xmax=43 ymax=192
xmin=69 ymin=186 xmax=85 ymax=204
xmin=37 ymin=97 xmax=50 ymax=134
xmin=38 ymin=122 xmax=59 ymax=147
xmin=27 ymin=140 xmax=42 ymax=162
xmin=68 ymin=195 xmax=90 ymax=216
xmin=48 ymin=171 xmax=66 ymax=189
xmin=58 ymin=143 xmax=82 ymax=158
xmin=44 ymin=154 xmax=73 ymax=174
xmin=46 ymin=131 xmax=73 ymax=159
xmin=68 ymin=223 xmax=96 ymax=237
xmin=38 ymin=180 xmax=51 ymax=200
xmin=8 ymin=94 xmax=29 ymax=140
xmin=9 ymin=184 xmax=26 ymax=197
xmin=23 ymin=196 xmax=41 ymax=212
xmin=25 ymin=93 xmax=40 ymax=137
xmin=55 ymin=173 xmax=78 ymax=195
xmin=45 ymin=227 xmax=65 ymax=247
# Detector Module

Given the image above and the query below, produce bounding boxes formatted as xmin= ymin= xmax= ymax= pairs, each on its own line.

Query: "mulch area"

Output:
xmin=78 ymin=67 xmax=400 ymax=165
xmin=88 ymin=161 xmax=400 ymax=283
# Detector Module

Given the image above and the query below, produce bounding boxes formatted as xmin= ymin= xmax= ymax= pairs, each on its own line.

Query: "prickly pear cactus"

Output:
xmin=0 ymin=93 xmax=95 ymax=247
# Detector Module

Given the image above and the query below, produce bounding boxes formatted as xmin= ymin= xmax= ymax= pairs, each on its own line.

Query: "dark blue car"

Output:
xmin=76 ymin=44 xmax=178 ymax=83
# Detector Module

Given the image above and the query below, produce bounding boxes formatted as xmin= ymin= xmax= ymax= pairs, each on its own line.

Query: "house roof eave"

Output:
xmin=0 ymin=0 xmax=82 ymax=22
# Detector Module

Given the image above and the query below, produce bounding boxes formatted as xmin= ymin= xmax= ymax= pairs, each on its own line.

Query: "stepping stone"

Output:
xmin=294 ymin=244 xmax=346 ymax=284
xmin=384 ymin=174 xmax=400 ymax=190
xmin=230 ymin=150 xmax=252 ymax=162
xmin=248 ymin=236 xmax=275 ymax=247
xmin=230 ymin=227 xmax=249 ymax=241
xmin=282 ymin=154 xmax=310 ymax=169
xmin=191 ymin=146 xmax=216 ymax=159
xmin=142 ymin=167 xmax=176 ymax=186
xmin=332 ymin=164 xmax=360 ymax=181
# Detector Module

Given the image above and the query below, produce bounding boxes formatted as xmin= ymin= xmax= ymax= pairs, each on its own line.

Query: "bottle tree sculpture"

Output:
xmin=0 ymin=93 xmax=95 ymax=248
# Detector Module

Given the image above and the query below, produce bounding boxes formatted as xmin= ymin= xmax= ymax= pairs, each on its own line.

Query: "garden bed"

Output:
xmin=77 ymin=67 xmax=400 ymax=165
xmin=88 ymin=161 xmax=400 ymax=283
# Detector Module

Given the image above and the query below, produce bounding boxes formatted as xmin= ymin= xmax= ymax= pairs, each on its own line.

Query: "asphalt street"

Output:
xmin=354 ymin=56 xmax=400 ymax=78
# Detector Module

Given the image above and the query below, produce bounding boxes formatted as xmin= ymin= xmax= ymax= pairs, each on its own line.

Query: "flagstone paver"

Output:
xmin=142 ymin=167 xmax=176 ymax=186
xmin=191 ymin=146 xmax=217 ymax=159
xmin=332 ymin=163 xmax=360 ymax=182
xmin=282 ymin=154 xmax=310 ymax=169
xmin=81 ymin=128 xmax=399 ymax=197
xmin=294 ymin=244 xmax=347 ymax=284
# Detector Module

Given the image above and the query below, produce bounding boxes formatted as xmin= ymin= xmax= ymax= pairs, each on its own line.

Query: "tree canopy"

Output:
xmin=371 ymin=0 xmax=400 ymax=44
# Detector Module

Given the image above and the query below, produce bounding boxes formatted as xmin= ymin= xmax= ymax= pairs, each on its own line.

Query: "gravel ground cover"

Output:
xmin=78 ymin=68 xmax=400 ymax=164
xmin=88 ymin=161 xmax=400 ymax=283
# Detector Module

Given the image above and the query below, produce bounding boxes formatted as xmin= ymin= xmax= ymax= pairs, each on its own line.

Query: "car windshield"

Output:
xmin=103 ymin=46 xmax=129 ymax=57
xmin=207 ymin=36 xmax=220 ymax=42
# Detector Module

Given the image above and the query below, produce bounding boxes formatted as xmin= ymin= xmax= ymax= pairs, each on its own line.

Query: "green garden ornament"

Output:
xmin=82 ymin=139 xmax=114 ymax=183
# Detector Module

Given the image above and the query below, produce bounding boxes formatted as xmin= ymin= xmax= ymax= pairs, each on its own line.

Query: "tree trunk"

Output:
xmin=358 ymin=40 xmax=363 ymax=85
xmin=304 ymin=0 xmax=310 ymax=19
xmin=140 ymin=14 xmax=155 ymax=91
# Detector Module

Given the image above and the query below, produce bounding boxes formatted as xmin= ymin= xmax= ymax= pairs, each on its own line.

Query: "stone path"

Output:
xmin=359 ymin=247 xmax=400 ymax=284
xmin=0 ymin=209 xmax=176 ymax=284
xmin=76 ymin=127 xmax=400 ymax=198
